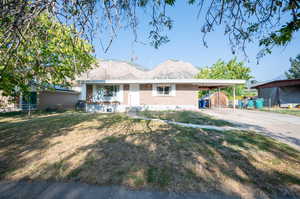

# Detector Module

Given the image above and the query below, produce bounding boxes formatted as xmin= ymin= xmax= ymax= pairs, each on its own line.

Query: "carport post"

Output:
xmin=218 ymin=87 xmax=220 ymax=110
xmin=208 ymin=89 xmax=211 ymax=108
xmin=233 ymin=86 xmax=236 ymax=111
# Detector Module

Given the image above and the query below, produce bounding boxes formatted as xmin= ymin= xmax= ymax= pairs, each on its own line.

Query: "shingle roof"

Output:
xmin=77 ymin=59 xmax=200 ymax=80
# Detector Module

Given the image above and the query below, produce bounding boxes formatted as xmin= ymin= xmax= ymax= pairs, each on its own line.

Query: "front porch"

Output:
xmin=83 ymin=84 xmax=129 ymax=112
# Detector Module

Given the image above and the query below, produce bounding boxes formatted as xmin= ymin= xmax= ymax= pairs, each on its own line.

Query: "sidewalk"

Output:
xmin=0 ymin=180 xmax=239 ymax=199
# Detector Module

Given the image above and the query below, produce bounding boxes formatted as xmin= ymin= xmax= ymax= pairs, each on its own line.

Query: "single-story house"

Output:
xmin=251 ymin=79 xmax=300 ymax=107
xmin=76 ymin=60 xmax=245 ymax=112
xmin=77 ymin=79 xmax=245 ymax=112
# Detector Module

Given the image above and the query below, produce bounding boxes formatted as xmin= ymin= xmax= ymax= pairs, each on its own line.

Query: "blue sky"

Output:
xmin=94 ymin=1 xmax=300 ymax=82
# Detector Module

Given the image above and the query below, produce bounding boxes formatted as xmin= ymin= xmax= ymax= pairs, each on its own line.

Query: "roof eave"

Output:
xmin=77 ymin=79 xmax=246 ymax=86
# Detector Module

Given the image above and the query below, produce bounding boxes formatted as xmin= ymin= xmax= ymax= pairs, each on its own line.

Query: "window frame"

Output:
xmin=102 ymin=85 xmax=117 ymax=97
xmin=95 ymin=85 xmax=120 ymax=101
xmin=154 ymin=84 xmax=174 ymax=96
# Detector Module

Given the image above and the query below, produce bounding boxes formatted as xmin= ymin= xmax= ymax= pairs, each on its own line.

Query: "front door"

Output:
xmin=129 ymin=84 xmax=140 ymax=106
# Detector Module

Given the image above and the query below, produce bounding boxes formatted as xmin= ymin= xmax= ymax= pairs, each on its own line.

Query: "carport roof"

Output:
xmin=77 ymin=79 xmax=245 ymax=87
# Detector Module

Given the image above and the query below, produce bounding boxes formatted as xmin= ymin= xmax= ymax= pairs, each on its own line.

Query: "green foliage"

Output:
xmin=196 ymin=58 xmax=252 ymax=97
xmin=2 ymin=0 xmax=300 ymax=58
xmin=2 ymin=0 xmax=300 ymax=57
xmin=196 ymin=58 xmax=252 ymax=80
xmin=285 ymin=54 xmax=300 ymax=79
xmin=259 ymin=19 xmax=300 ymax=56
xmin=0 ymin=14 xmax=95 ymax=97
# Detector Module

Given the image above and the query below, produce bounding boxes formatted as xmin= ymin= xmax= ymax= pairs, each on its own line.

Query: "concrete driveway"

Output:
xmin=202 ymin=108 xmax=300 ymax=150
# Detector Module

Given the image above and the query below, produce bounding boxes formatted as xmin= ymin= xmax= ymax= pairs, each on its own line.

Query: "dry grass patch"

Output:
xmin=0 ymin=111 xmax=300 ymax=199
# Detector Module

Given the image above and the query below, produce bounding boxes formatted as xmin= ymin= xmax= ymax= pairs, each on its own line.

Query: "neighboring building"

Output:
xmin=19 ymin=88 xmax=80 ymax=111
xmin=76 ymin=59 xmax=245 ymax=112
xmin=251 ymin=79 xmax=300 ymax=107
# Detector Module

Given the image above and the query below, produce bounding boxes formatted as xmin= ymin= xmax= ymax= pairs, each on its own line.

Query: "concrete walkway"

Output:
xmin=202 ymin=108 xmax=300 ymax=150
xmin=129 ymin=114 xmax=240 ymax=131
xmin=0 ymin=181 xmax=240 ymax=199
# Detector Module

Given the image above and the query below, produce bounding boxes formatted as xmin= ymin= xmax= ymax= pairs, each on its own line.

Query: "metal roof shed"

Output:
xmin=251 ymin=79 xmax=300 ymax=107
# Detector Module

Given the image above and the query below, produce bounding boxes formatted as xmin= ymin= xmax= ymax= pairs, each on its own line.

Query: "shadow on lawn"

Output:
xmin=0 ymin=113 xmax=300 ymax=198
xmin=69 ymin=127 xmax=299 ymax=198
xmin=0 ymin=112 xmax=99 ymax=178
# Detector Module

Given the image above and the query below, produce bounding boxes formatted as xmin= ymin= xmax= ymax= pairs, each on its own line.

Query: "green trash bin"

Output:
xmin=255 ymin=98 xmax=264 ymax=109
xmin=247 ymin=100 xmax=254 ymax=109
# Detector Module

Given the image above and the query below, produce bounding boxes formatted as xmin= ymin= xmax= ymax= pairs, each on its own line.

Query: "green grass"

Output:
xmin=0 ymin=111 xmax=299 ymax=198
xmin=260 ymin=108 xmax=300 ymax=117
xmin=66 ymin=167 xmax=82 ymax=179
xmin=103 ymin=136 xmax=119 ymax=143
xmin=0 ymin=109 xmax=69 ymax=118
xmin=146 ymin=167 xmax=171 ymax=187
xmin=138 ymin=110 xmax=235 ymax=126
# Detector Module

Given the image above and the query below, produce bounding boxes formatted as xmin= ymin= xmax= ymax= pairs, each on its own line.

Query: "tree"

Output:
xmin=0 ymin=14 xmax=95 ymax=97
xmin=285 ymin=54 xmax=300 ymax=79
xmin=1 ymin=0 xmax=299 ymax=57
xmin=196 ymin=58 xmax=253 ymax=97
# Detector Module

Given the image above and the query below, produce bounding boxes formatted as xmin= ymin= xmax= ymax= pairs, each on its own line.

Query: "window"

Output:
xmin=103 ymin=85 xmax=117 ymax=97
xmin=156 ymin=85 xmax=171 ymax=96
xmin=96 ymin=85 xmax=119 ymax=100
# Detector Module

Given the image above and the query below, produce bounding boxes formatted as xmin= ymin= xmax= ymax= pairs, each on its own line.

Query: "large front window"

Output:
xmin=95 ymin=85 xmax=119 ymax=101
xmin=102 ymin=85 xmax=117 ymax=97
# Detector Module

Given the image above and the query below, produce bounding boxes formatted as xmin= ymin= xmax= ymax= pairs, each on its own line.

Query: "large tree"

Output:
xmin=285 ymin=54 xmax=300 ymax=79
xmin=0 ymin=0 xmax=299 ymax=98
xmin=0 ymin=14 xmax=95 ymax=97
xmin=196 ymin=58 xmax=253 ymax=97
xmin=1 ymin=0 xmax=299 ymax=56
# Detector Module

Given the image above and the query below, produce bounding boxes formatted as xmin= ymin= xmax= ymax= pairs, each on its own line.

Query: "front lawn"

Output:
xmin=0 ymin=111 xmax=299 ymax=198
xmin=137 ymin=110 xmax=235 ymax=126
xmin=260 ymin=108 xmax=300 ymax=117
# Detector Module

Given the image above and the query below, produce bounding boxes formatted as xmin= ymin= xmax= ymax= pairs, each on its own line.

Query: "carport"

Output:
xmin=193 ymin=79 xmax=246 ymax=110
